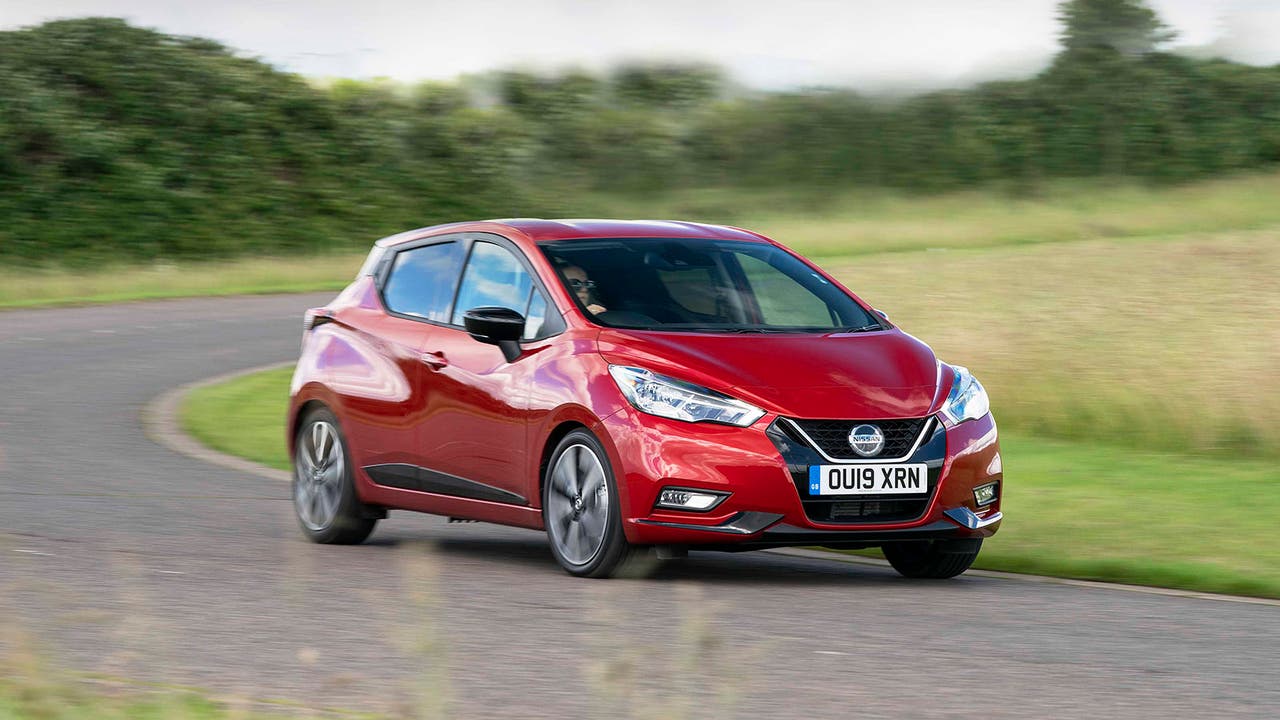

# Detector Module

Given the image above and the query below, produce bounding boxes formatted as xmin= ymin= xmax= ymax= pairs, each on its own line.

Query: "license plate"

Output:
xmin=808 ymin=464 xmax=928 ymax=496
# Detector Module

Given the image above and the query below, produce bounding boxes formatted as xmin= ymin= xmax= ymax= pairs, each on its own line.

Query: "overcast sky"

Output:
xmin=4 ymin=0 xmax=1278 ymax=90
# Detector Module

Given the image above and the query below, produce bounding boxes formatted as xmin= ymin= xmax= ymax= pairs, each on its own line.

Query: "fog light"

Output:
xmin=655 ymin=487 xmax=728 ymax=512
xmin=974 ymin=482 xmax=998 ymax=507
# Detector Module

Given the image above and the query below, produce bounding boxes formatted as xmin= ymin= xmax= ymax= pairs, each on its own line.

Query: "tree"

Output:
xmin=611 ymin=63 xmax=722 ymax=108
xmin=1057 ymin=0 xmax=1175 ymax=56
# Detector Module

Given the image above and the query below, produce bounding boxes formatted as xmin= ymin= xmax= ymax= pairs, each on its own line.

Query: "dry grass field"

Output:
xmin=826 ymin=229 xmax=1280 ymax=457
xmin=591 ymin=171 xmax=1280 ymax=258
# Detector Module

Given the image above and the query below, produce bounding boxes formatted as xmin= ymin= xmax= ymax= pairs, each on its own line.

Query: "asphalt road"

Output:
xmin=1 ymin=294 xmax=1277 ymax=719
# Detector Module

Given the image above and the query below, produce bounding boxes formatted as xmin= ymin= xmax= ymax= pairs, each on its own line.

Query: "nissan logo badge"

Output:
xmin=848 ymin=424 xmax=885 ymax=457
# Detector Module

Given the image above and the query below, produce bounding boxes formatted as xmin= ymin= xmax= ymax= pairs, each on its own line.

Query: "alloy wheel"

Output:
xmin=546 ymin=443 xmax=610 ymax=566
xmin=295 ymin=420 xmax=345 ymax=531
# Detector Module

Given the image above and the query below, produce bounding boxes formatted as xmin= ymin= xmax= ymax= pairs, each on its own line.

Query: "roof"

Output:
xmin=489 ymin=219 xmax=768 ymax=243
xmin=375 ymin=218 xmax=769 ymax=247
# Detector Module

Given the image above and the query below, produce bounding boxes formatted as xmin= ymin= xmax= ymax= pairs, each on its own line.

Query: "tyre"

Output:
xmin=882 ymin=538 xmax=982 ymax=579
xmin=293 ymin=407 xmax=378 ymax=544
xmin=542 ymin=430 xmax=645 ymax=578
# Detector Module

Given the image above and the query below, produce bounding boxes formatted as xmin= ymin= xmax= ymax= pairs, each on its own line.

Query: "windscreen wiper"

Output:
xmin=837 ymin=324 xmax=884 ymax=333
xmin=720 ymin=327 xmax=788 ymax=334
xmin=659 ymin=325 xmax=786 ymax=333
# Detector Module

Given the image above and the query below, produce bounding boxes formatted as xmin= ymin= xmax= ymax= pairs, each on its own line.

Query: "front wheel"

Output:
xmin=882 ymin=538 xmax=982 ymax=579
xmin=542 ymin=430 xmax=643 ymax=578
xmin=293 ymin=407 xmax=377 ymax=544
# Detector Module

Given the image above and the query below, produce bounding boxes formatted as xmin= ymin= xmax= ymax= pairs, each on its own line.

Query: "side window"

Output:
xmin=451 ymin=242 xmax=535 ymax=325
xmin=382 ymin=242 xmax=464 ymax=321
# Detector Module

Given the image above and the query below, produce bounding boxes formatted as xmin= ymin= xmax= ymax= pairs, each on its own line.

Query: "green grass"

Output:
xmin=1 ymin=602 xmax=388 ymax=719
xmin=0 ymin=664 xmax=309 ymax=720
xmin=0 ymin=682 xmax=229 ymax=720
xmin=0 ymin=676 xmax=388 ymax=720
xmin=181 ymin=366 xmax=294 ymax=471
xmin=978 ymin=434 xmax=1280 ymax=597
xmin=181 ymin=367 xmax=1280 ymax=599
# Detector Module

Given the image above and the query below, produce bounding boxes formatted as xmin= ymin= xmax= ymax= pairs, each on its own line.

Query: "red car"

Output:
xmin=289 ymin=220 xmax=1002 ymax=578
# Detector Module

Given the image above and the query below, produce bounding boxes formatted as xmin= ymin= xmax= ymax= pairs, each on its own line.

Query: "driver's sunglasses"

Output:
xmin=567 ymin=278 xmax=597 ymax=291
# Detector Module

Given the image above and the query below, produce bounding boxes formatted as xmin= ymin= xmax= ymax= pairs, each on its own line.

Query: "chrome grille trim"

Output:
xmin=778 ymin=415 xmax=936 ymax=464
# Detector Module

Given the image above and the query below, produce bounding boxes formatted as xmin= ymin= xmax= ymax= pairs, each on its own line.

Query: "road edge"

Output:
xmin=767 ymin=548 xmax=1280 ymax=607
xmin=142 ymin=361 xmax=292 ymax=483
xmin=148 ymin=364 xmax=1280 ymax=608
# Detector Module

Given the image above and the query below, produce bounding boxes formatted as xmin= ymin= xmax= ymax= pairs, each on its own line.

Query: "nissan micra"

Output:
xmin=289 ymin=219 xmax=1002 ymax=578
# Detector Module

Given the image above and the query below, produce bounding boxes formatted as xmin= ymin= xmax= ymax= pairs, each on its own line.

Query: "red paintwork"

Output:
xmin=288 ymin=219 xmax=1002 ymax=548
xmin=596 ymin=328 xmax=944 ymax=419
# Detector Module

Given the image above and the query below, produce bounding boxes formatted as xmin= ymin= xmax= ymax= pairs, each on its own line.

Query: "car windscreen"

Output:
xmin=538 ymin=238 xmax=881 ymax=333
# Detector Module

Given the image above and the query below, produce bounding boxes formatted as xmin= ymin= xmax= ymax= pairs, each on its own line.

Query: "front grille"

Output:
xmin=765 ymin=417 xmax=947 ymax=526
xmin=787 ymin=417 xmax=929 ymax=460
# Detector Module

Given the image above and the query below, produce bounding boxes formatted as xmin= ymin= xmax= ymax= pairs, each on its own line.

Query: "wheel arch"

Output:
xmin=537 ymin=420 xmax=591 ymax=506
xmin=288 ymin=398 xmax=330 ymax=461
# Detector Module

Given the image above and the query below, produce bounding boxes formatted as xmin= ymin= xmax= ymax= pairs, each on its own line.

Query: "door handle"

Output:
xmin=420 ymin=351 xmax=448 ymax=369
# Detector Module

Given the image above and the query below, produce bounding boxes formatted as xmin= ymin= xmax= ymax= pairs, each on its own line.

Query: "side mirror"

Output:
xmin=874 ymin=309 xmax=889 ymax=322
xmin=463 ymin=306 xmax=525 ymax=362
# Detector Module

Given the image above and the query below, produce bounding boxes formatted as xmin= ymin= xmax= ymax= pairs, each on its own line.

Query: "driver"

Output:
xmin=563 ymin=265 xmax=607 ymax=315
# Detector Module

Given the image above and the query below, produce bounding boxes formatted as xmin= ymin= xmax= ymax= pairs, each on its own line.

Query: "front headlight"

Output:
xmin=608 ymin=365 xmax=765 ymax=427
xmin=940 ymin=365 xmax=990 ymax=425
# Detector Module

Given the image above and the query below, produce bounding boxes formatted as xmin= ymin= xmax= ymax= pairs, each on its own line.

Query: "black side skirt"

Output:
xmin=364 ymin=463 xmax=526 ymax=506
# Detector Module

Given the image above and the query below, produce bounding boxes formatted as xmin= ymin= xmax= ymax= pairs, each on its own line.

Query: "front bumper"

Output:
xmin=597 ymin=407 xmax=1003 ymax=549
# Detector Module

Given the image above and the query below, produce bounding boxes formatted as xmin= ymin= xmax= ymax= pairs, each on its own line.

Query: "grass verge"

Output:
xmin=180 ymin=366 xmax=294 ymax=472
xmin=181 ymin=366 xmax=1280 ymax=599
xmin=975 ymin=434 xmax=1279 ymax=598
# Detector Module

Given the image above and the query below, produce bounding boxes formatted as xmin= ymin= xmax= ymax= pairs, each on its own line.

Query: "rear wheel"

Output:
xmin=882 ymin=539 xmax=982 ymax=579
xmin=542 ymin=430 xmax=644 ymax=578
xmin=293 ymin=407 xmax=377 ymax=545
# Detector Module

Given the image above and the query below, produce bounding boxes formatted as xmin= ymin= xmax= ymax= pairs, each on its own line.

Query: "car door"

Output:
xmin=354 ymin=238 xmax=465 ymax=476
xmin=414 ymin=237 xmax=562 ymax=505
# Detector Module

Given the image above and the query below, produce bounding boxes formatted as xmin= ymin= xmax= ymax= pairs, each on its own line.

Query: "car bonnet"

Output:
xmin=596 ymin=327 xmax=944 ymax=420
